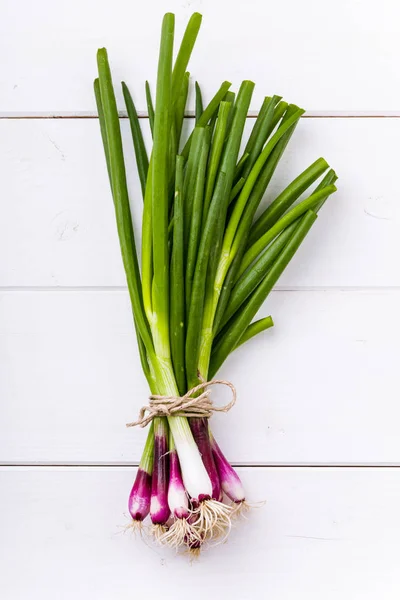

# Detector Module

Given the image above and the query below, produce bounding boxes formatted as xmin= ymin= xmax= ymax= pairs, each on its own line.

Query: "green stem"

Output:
xmin=151 ymin=13 xmax=174 ymax=359
xmin=238 ymin=184 xmax=337 ymax=278
xmin=186 ymin=128 xmax=210 ymax=311
xmin=139 ymin=424 xmax=155 ymax=474
xmin=198 ymin=105 xmax=302 ymax=374
xmin=210 ymin=210 xmax=318 ymax=375
xmin=145 ymin=81 xmax=155 ymax=137
xmin=229 ymin=177 xmax=245 ymax=203
xmin=222 ymin=108 xmax=305 ymax=265
xmin=202 ymin=101 xmax=232 ymax=228
xmin=185 ymin=172 xmax=228 ymax=385
xmin=94 ymin=78 xmax=112 ymax=183
xmin=313 ymin=168 xmax=338 ymax=211
xmin=171 ymin=13 xmax=202 ymax=102
xmin=207 ymin=80 xmax=255 ymax=286
xmin=233 ymin=152 xmax=249 ymax=184
xmin=175 ymin=71 xmax=190 ymax=150
xmin=241 ymin=95 xmax=281 ymax=180
xmin=211 ymin=106 xmax=303 ymax=334
xmin=197 ymin=81 xmax=255 ymax=379
xmin=220 ymin=221 xmax=299 ymax=329
xmin=195 ymin=81 xmax=203 ymax=122
xmin=170 ymin=156 xmax=187 ymax=395
xmin=183 ymin=126 xmax=206 ymax=248
xmin=122 ymin=82 xmax=149 ymax=199
xmin=235 ymin=316 xmax=274 ymax=349
xmin=242 ymin=96 xmax=271 ymax=158
xmin=248 ymin=157 xmax=329 ymax=246
xmin=181 ymin=81 xmax=232 ymax=158
xmin=142 ymin=166 xmax=153 ymax=322
xmin=96 ymin=50 xmax=154 ymax=358
xmin=95 ymin=77 xmax=154 ymax=389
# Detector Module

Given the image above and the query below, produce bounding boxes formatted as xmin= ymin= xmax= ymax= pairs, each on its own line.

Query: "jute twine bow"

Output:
xmin=126 ymin=379 xmax=236 ymax=428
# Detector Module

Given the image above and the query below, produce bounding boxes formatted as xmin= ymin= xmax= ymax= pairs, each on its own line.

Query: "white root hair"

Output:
xmin=150 ymin=523 xmax=168 ymax=544
xmin=159 ymin=517 xmax=202 ymax=549
xmin=231 ymin=499 xmax=266 ymax=520
xmin=124 ymin=519 xmax=145 ymax=537
xmin=191 ymin=499 xmax=233 ymax=542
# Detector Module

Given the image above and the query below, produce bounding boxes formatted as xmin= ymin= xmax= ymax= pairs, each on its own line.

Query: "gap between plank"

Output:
xmin=0 ymin=286 xmax=400 ymax=293
xmin=1 ymin=111 xmax=400 ymax=120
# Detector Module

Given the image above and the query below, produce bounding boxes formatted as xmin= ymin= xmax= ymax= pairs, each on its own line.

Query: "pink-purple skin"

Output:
xmin=187 ymin=538 xmax=202 ymax=552
xmin=189 ymin=418 xmax=221 ymax=500
xmin=168 ymin=449 xmax=190 ymax=519
xmin=210 ymin=434 xmax=246 ymax=503
xmin=150 ymin=419 xmax=170 ymax=525
xmin=128 ymin=468 xmax=152 ymax=521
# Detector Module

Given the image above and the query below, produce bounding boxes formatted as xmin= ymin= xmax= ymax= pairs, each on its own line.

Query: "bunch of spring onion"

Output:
xmin=94 ymin=12 xmax=337 ymax=554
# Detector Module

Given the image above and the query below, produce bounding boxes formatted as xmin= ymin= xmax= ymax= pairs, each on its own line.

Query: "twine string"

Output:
xmin=126 ymin=379 xmax=236 ymax=428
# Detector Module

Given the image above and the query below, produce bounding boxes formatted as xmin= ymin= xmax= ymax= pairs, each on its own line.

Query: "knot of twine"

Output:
xmin=126 ymin=379 xmax=236 ymax=429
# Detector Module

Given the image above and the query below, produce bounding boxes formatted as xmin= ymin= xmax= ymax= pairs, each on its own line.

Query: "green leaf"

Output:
xmin=210 ymin=210 xmax=318 ymax=375
xmin=175 ymin=71 xmax=190 ymax=150
xmin=151 ymin=13 xmax=175 ymax=359
xmin=220 ymin=221 xmax=298 ymax=329
xmin=171 ymin=13 xmax=202 ymax=102
xmin=248 ymin=157 xmax=329 ymax=246
xmin=122 ymin=82 xmax=149 ymax=199
xmin=212 ymin=105 xmax=302 ymax=333
xmin=202 ymin=101 xmax=232 ymax=227
xmin=145 ymin=81 xmax=155 ymax=137
xmin=239 ymin=184 xmax=337 ymax=278
xmin=185 ymin=172 xmax=228 ymax=385
xmin=181 ymin=80 xmax=232 ymax=158
xmin=186 ymin=128 xmax=210 ymax=311
xmin=96 ymin=50 xmax=154 ymax=357
xmin=235 ymin=316 xmax=274 ymax=349
xmin=170 ymin=156 xmax=187 ymax=395
xmin=195 ymin=81 xmax=203 ymax=122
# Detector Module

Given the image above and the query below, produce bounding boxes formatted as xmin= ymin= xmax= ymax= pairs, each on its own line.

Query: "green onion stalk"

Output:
xmin=94 ymin=12 xmax=338 ymax=554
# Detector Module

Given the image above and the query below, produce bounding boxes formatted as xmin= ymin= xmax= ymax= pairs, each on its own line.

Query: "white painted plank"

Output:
xmin=1 ymin=466 xmax=399 ymax=599
xmin=1 ymin=290 xmax=399 ymax=464
xmin=0 ymin=117 xmax=399 ymax=288
xmin=1 ymin=0 xmax=400 ymax=113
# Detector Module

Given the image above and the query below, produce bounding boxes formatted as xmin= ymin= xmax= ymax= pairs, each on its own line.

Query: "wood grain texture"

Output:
xmin=0 ymin=117 xmax=399 ymax=288
xmin=1 ymin=466 xmax=399 ymax=599
xmin=1 ymin=290 xmax=399 ymax=464
xmin=1 ymin=0 xmax=400 ymax=113
xmin=2 ymin=0 xmax=400 ymax=590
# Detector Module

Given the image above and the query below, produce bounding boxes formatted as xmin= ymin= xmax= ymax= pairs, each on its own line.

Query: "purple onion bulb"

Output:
xmin=128 ymin=468 xmax=152 ymax=521
xmin=150 ymin=419 xmax=170 ymax=525
xmin=211 ymin=434 xmax=245 ymax=503
xmin=168 ymin=449 xmax=190 ymax=519
xmin=190 ymin=418 xmax=221 ymax=500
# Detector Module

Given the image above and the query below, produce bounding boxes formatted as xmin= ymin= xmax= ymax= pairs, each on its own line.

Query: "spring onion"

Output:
xmin=94 ymin=12 xmax=338 ymax=555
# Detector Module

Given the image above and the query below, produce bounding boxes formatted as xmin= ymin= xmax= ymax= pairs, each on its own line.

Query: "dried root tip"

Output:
xmin=150 ymin=523 xmax=168 ymax=544
xmin=188 ymin=545 xmax=202 ymax=561
xmin=159 ymin=517 xmax=201 ymax=549
xmin=125 ymin=518 xmax=145 ymax=535
xmin=192 ymin=499 xmax=233 ymax=541
xmin=231 ymin=499 xmax=265 ymax=519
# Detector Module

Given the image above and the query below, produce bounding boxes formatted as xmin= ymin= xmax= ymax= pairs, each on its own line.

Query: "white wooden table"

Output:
xmin=1 ymin=1 xmax=400 ymax=597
